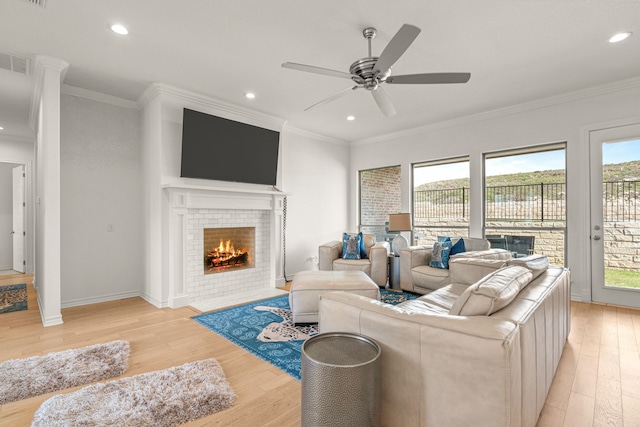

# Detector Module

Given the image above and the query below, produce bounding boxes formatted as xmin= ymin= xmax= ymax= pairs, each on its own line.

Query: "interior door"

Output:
xmin=590 ymin=124 xmax=640 ymax=308
xmin=12 ymin=165 xmax=25 ymax=273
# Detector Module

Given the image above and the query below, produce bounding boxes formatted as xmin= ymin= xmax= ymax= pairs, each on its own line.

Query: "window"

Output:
xmin=412 ymin=157 xmax=470 ymax=245
xmin=359 ymin=166 xmax=402 ymax=242
xmin=484 ymin=144 xmax=566 ymax=265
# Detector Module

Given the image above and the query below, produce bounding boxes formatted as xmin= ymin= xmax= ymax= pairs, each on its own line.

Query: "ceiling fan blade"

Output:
xmin=304 ymin=86 xmax=360 ymax=112
xmin=371 ymin=87 xmax=397 ymax=117
xmin=282 ymin=62 xmax=354 ymax=80
xmin=386 ymin=72 xmax=471 ymax=84
xmin=373 ymin=24 xmax=421 ymax=77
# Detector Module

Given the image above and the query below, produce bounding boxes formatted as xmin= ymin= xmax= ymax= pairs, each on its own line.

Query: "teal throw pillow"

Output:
xmin=437 ymin=236 xmax=452 ymax=243
xmin=429 ymin=240 xmax=452 ymax=269
xmin=451 ymin=238 xmax=466 ymax=255
xmin=358 ymin=232 xmax=369 ymax=259
xmin=342 ymin=233 xmax=362 ymax=260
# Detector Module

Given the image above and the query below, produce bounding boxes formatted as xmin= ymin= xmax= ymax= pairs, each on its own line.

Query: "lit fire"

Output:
xmin=207 ymin=239 xmax=248 ymax=270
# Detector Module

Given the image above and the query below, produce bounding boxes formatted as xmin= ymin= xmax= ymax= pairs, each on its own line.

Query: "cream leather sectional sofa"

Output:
xmin=318 ymin=254 xmax=571 ymax=427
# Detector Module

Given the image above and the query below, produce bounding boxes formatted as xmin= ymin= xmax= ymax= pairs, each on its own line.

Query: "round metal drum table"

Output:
xmin=301 ymin=332 xmax=381 ymax=427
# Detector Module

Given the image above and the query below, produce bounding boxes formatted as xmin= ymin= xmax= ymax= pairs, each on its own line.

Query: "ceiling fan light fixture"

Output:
xmin=609 ymin=32 xmax=631 ymax=43
xmin=110 ymin=24 xmax=129 ymax=35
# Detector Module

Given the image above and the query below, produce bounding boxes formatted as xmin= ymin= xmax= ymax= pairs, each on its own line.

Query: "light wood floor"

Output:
xmin=0 ymin=274 xmax=639 ymax=427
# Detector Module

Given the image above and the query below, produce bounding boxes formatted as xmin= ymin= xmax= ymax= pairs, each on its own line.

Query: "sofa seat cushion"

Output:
xmin=450 ymin=266 xmax=533 ymax=316
xmin=333 ymin=258 xmax=371 ymax=275
xmin=411 ymin=265 xmax=450 ymax=290
xmin=417 ymin=283 xmax=469 ymax=311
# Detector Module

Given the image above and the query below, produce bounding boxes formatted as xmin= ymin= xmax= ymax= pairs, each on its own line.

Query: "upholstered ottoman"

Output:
xmin=289 ymin=271 xmax=380 ymax=324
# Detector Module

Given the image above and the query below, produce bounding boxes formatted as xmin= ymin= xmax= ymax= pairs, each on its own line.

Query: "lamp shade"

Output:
xmin=388 ymin=213 xmax=411 ymax=232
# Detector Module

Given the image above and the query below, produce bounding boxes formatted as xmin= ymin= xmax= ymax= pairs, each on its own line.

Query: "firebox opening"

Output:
xmin=204 ymin=227 xmax=255 ymax=274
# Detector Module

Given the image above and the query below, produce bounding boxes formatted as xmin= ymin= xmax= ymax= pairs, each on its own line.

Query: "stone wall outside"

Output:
xmin=413 ymin=200 xmax=639 ymax=271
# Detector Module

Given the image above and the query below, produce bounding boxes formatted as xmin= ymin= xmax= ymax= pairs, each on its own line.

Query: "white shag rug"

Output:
xmin=31 ymin=358 xmax=237 ymax=427
xmin=0 ymin=340 xmax=130 ymax=404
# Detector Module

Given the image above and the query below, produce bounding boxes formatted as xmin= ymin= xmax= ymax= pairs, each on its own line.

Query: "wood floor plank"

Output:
xmin=594 ymin=377 xmax=623 ymax=427
xmin=562 ymin=392 xmax=595 ymax=427
xmin=622 ymin=394 xmax=640 ymax=427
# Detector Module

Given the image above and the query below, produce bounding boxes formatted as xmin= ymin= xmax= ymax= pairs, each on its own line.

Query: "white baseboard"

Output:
xmin=169 ymin=294 xmax=191 ymax=309
xmin=37 ymin=292 xmax=64 ymax=327
xmin=61 ymin=290 xmax=142 ymax=309
xmin=139 ymin=292 xmax=168 ymax=308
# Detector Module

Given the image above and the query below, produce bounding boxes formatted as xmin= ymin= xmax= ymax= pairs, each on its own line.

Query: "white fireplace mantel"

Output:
xmin=163 ymin=183 xmax=287 ymax=308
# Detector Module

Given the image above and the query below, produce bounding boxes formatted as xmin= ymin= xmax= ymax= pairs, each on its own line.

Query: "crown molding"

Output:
xmin=28 ymin=55 xmax=69 ymax=130
xmin=282 ymin=123 xmax=350 ymax=147
xmin=352 ymin=75 xmax=640 ymax=147
xmin=61 ymin=84 xmax=138 ymax=109
xmin=137 ymin=82 xmax=286 ymax=131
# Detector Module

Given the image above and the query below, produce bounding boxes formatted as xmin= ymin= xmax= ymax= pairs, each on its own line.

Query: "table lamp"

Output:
xmin=388 ymin=213 xmax=412 ymax=255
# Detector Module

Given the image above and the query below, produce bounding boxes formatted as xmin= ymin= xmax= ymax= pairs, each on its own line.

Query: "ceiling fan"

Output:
xmin=282 ymin=24 xmax=470 ymax=117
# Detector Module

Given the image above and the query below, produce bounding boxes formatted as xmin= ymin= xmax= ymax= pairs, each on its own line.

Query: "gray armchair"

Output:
xmin=318 ymin=234 xmax=390 ymax=287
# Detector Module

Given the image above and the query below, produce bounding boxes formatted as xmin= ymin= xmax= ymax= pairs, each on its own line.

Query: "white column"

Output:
xmin=31 ymin=56 xmax=69 ymax=326
xmin=273 ymin=194 xmax=286 ymax=285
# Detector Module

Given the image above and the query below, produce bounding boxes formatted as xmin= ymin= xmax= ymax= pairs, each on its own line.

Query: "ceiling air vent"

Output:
xmin=22 ymin=0 xmax=46 ymax=7
xmin=0 ymin=53 xmax=30 ymax=76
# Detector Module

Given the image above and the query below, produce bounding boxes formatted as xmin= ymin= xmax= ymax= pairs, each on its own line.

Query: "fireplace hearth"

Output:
xmin=203 ymin=227 xmax=255 ymax=274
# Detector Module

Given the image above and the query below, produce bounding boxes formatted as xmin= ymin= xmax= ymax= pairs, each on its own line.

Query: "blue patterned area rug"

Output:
xmin=192 ymin=289 xmax=418 ymax=380
xmin=0 ymin=283 xmax=27 ymax=314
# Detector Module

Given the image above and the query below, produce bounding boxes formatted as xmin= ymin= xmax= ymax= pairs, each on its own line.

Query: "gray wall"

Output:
xmin=60 ymin=94 xmax=143 ymax=307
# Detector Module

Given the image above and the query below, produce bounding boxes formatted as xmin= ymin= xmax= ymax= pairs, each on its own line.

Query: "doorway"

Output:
xmin=0 ymin=162 xmax=26 ymax=274
xmin=589 ymin=123 xmax=640 ymax=308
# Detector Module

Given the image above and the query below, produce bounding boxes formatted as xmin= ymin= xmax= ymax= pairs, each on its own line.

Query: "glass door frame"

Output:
xmin=589 ymin=122 xmax=640 ymax=308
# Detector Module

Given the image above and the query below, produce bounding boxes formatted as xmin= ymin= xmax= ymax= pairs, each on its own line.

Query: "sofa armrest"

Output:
xmin=318 ymin=241 xmax=341 ymax=271
xmin=369 ymin=241 xmax=390 ymax=286
xmin=399 ymin=245 xmax=432 ymax=292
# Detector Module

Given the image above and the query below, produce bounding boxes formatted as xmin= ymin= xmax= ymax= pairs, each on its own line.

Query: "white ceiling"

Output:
xmin=0 ymin=0 xmax=638 ymax=142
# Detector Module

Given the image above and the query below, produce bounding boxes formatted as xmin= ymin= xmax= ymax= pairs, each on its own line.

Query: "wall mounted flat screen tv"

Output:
xmin=180 ymin=108 xmax=280 ymax=186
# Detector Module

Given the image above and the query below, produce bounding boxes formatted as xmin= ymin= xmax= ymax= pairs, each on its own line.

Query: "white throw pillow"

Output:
xmin=449 ymin=266 xmax=533 ymax=316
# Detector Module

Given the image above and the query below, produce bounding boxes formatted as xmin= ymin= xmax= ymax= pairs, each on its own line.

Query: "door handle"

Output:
xmin=593 ymin=235 xmax=601 ymax=241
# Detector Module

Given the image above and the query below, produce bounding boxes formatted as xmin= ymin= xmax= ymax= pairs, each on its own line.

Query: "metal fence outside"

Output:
xmin=413 ymin=180 xmax=639 ymax=222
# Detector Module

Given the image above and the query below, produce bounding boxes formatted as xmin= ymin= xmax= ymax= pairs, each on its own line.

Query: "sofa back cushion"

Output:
xmin=449 ymin=258 xmax=509 ymax=286
xmin=508 ymin=254 xmax=549 ymax=280
xmin=461 ymin=237 xmax=490 ymax=252
xmin=449 ymin=266 xmax=533 ymax=316
xmin=450 ymin=248 xmax=511 ymax=261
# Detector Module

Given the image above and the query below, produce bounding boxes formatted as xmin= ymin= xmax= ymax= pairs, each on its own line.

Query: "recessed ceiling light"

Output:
xmin=244 ymin=92 xmax=256 ymax=99
xmin=609 ymin=32 xmax=632 ymax=43
xmin=347 ymin=115 xmax=355 ymax=121
xmin=0 ymin=126 xmax=4 ymax=130
xmin=110 ymin=24 xmax=129 ymax=35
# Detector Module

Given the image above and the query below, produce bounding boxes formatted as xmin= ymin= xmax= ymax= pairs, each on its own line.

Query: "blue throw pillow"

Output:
xmin=451 ymin=238 xmax=466 ymax=255
xmin=437 ymin=236 xmax=452 ymax=243
xmin=358 ymin=232 xmax=369 ymax=259
xmin=429 ymin=240 xmax=452 ymax=269
xmin=342 ymin=233 xmax=361 ymax=260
